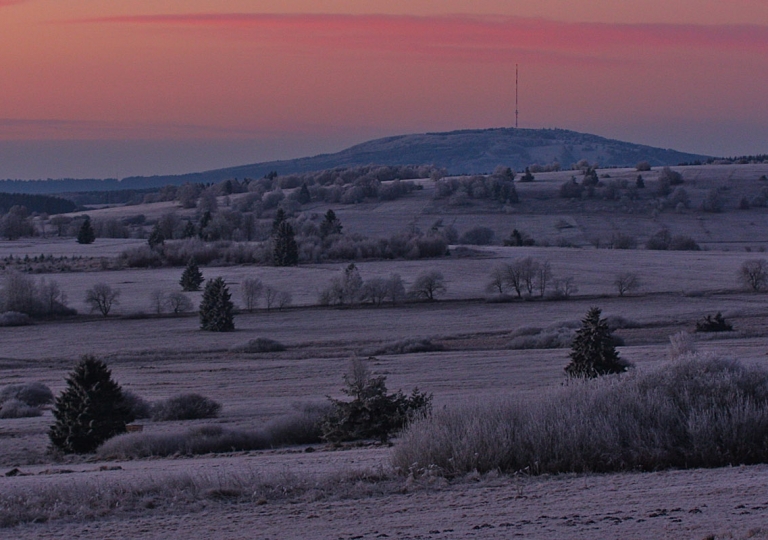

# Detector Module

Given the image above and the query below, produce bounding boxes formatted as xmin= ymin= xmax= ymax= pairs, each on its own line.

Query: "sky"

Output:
xmin=1 ymin=0 xmax=767 ymax=179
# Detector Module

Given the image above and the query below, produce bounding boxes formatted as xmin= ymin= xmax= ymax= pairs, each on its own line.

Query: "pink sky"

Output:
xmin=0 ymin=0 xmax=766 ymax=178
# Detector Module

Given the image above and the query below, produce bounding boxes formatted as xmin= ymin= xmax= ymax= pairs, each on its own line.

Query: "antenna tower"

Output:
xmin=515 ymin=64 xmax=519 ymax=129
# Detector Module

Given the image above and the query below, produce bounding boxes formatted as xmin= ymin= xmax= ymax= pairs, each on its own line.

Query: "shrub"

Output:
xmin=121 ymin=390 xmax=152 ymax=420
xmin=393 ymin=355 xmax=768 ymax=477
xmin=363 ymin=338 xmax=444 ymax=356
xmin=0 ymin=311 xmax=31 ymax=327
xmin=49 ymin=356 xmax=132 ymax=454
xmin=458 ymin=227 xmax=495 ymax=246
xmin=0 ymin=382 xmax=53 ymax=406
xmin=321 ymin=359 xmax=432 ymax=443
xmin=151 ymin=393 xmax=222 ymax=421
xmin=264 ymin=402 xmax=330 ymax=446
xmin=507 ymin=321 xmax=578 ymax=350
xmin=97 ymin=426 xmax=269 ymax=459
xmin=199 ymin=277 xmax=234 ymax=332
xmin=695 ymin=312 xmax=733 ymax=333
xmin=668 ymin=331 xmax=697 ymax=360
xmin=659 ymin=166 xmax=683 ymax=186
xmin=565 ymin=307 xmax=630 ymax=378
xmin=609 ymin=233 xmax=637 ymax=250
xmin=636 ymin=161 xmax=651 ymax=171
xmin=0 ymin=399 xmax=43 ymax=419
xmin=230 ymin=338 xmax=286 ymax=353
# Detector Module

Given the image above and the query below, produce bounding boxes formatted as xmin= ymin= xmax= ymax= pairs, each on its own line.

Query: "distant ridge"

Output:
xmin=0 ymin=128 xmax=711 ymax=194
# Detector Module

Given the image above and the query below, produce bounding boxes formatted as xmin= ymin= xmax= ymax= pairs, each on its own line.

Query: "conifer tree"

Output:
xmin=565 ymin=307 xmax=628 ymax=378
xmin=76 ymin=217 xmax=95 ymax=244
xmin=272 ymin=221 xmax=298 ymax=266
xmin=199 ymin=277 xmax=235 ymax=331
xmin=147 ymin=224 xmax=165 ymax=248
xmin=272 ymin=208 xmax=287 ymax=234
xmin=49 ymin=356 xmax=132 ymax=454
xmin=319 ymin=209 xmax=343 ymax=237
xmin=180 ymin=257 xmax=204 ymax=291
xmin=298 ymin=183 xmax=311 ymax=204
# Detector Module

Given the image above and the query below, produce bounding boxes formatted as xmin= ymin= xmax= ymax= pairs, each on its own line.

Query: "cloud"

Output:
xmin=68 ymin=13 xmax=768 ymax=63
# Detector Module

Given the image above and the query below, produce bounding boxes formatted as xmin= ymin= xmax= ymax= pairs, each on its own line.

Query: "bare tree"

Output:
xmin=264 ymin=286 xmax=278 ymax=311
xmin=554 ymin=276 xmax=578 ymax=299
xmin=613 ymin=272 xmax=640 ymax=297
xmin=360 ymin=277 xmax=389 ymax=306
xmin=385 ymin=274 xmax=406 ymax=304
xmin=536 ymin=261 xmax=553 ymax=298
xmin=149 ymin=290 xmax=165 ymax=314
xmin=738 ymin=259 xmax=768 ymax=292
xmin=409 ymin=271 xmax=446 ymax=301
xmin=37 ymin=278 xmax=67 ymax=314
xmin=503 ymin=257 xmax=539 ymax=298
xmin=165 ymin=292 xmax=193 ymax=314
xmin=241 ymin=277 xmax=263 ymax=312
xmin=276 ymin=291 xmax=292 ymax=311
xmin=85 ymin=283 xmax=120 ymax=317
xmin=486 ymin=265 xmax=507 ymax=295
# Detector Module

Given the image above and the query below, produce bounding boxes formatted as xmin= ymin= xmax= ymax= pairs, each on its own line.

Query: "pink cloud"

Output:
xmin=69 ymin=13 xmax=768 ymax=62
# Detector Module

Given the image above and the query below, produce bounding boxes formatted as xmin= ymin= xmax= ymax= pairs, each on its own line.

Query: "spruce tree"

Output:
xmin=272 ymin=208 xmax=287 ymax=234
xmin=148 ymin=224 xmax=165 ymax=248
xmin=180 ymin=257 xmax=204 ymax=291
xmin=319 ymin=209 xmax=343 ymax=237
xmin=565 ymin=307 xmax=627 ymax=378
xmin=199 ymin=277 xmax=235 ymax=331
xmin=49 ymin=356 xmax=132 ymax=454
xmin=272 ymin=221 xmax=298 ymax=266
xmin=76 ymin=217 xmax=95 ymax=244
xmin=298 ymin=183 xmax=311 ymax=204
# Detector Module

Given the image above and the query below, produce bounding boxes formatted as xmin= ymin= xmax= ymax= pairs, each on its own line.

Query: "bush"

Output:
xmin=264 ymin=402 xmax=330 ymax=446
xmin=121 ymin=390 xmax=152 ymax=420
xmin=393 ymin=355 xmax=768 ymax=477
xmin=230 ymin=338 xmax=286 ymax=353
xmin=458 ymin=227 xmax=495 ymax=246
xmin=507 ymin=321 xmax=579 ymax=350
xmin=0 ymin=311 xmax=32 ymax=327
xmin=668 ymin=331 xmax=697 ymax=360
xmin=695 ymin=312 xmax=733 ymax=333
xmin=0 ymin=382 xmax=53 ymax=406
xmin=0 ymin=399 xmax=42 ymax=419
xmin=49 ymin=356 xmax=133 ymax=454
xmin=97 ymin=426 xmax=269 ymax=459
xmin=363 ymin=338 xmax=444 ymax=356
xmin=321 ymin=359 xmax=432 ymax=443
xmin=151 ymin=393 xmax=222 ymax=421
xmin=636 ymin=161 xmax=651 ymax=171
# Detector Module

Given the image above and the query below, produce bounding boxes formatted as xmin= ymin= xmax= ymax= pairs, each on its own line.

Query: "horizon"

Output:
xmin=1 ymin=1 xmax=767 ymax=180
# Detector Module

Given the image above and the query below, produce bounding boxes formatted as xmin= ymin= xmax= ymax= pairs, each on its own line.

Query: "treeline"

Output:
xmin=0 ymin=193 xmax=76 ymax=215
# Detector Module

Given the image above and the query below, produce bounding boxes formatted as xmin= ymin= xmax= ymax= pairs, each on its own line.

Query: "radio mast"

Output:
xmin=515 ymin=64 xmax=519 ymax=129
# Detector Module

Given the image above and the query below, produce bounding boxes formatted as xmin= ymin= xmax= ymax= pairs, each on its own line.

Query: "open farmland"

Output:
xmin=1 ymin=163 xmax=768 ymax=538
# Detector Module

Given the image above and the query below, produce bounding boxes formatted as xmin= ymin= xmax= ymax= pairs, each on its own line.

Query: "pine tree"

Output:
xmin=76 ymin=217 xmax=95 ymax=244
xmin=565 ymin=307 xmax=627 ymax=378
xmin=272 ymin=221 xmax=298 ymax=266
xmin=180 ymin=257 xmax=204 ymax=291
xmin=49 ymin=356 xmax=132 ymax=454
xmin=199 ymin=277 xmax=235 ymax=331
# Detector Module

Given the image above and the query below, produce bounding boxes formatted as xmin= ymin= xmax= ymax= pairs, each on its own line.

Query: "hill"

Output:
xmin=0 ymin=128 xmax=711 ymax=194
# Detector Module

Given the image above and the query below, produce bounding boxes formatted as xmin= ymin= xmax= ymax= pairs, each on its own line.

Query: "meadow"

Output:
xmin=1 ymin=163 xmax=768 ymax=538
